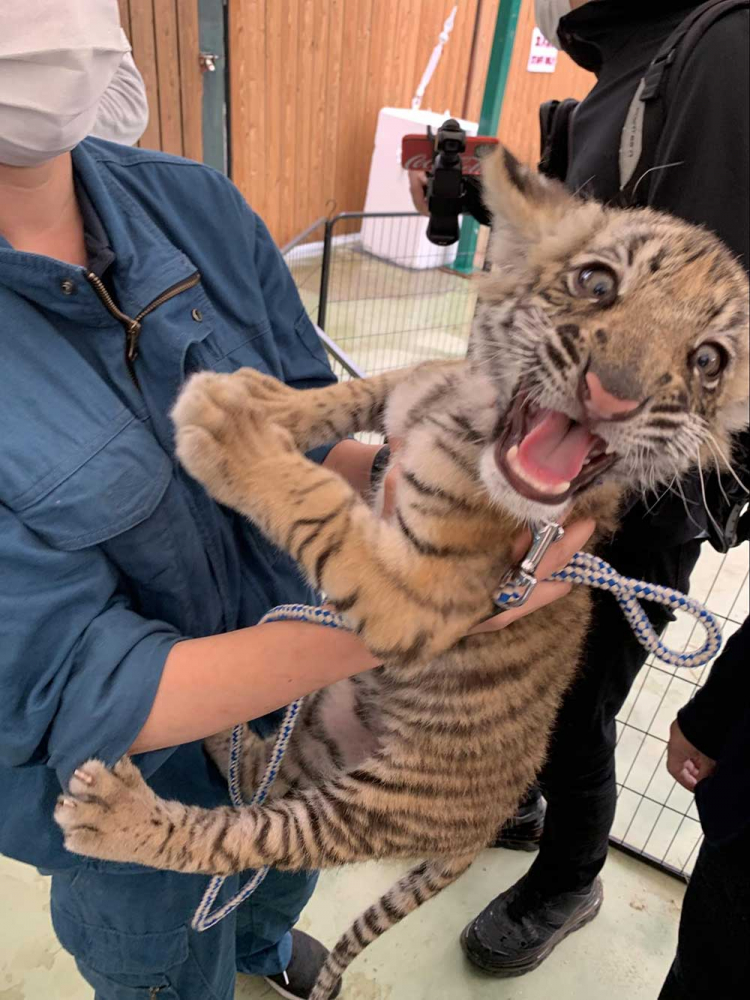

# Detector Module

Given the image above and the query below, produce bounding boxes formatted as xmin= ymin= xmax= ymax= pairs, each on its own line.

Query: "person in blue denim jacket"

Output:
xmin=0 ymin=7 xmax=590 ymax=998
xmin=0 ymin=7 xmax=390 ymax=997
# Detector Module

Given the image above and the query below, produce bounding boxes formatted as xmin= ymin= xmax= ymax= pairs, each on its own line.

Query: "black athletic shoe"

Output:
xmin=461 ymin=875 xmax=604 ymax=977
xmin=264 ymin=929 xmax=342 ymax=999
xmin=491 ymin=793 xmax=546 ymax=851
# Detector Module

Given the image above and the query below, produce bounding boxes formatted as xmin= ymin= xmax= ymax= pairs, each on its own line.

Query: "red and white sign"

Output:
xmin=527 ymin=27 xmax=558 ymax=73
xmin=401 ymin=135 xmax=499 ymax=176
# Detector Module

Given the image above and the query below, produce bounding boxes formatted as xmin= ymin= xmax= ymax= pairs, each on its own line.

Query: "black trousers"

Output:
xmin=523 ymin=522 xmax=702 ymax=894
xmin=658 ymin=828 xmax=750 ymax=998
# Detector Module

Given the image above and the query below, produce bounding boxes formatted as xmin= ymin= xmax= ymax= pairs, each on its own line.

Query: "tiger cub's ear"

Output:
xmin=479 ymin=146 xmax=581 ymax=261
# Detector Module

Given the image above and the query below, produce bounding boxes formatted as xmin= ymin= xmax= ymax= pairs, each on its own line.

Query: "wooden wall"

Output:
xmin=230 ymin=0 xmax=485 ymax=247
xmin=229 ymin=0 xmax=594 ymax=247
xmin=117 ymin=0 xmax=203 ymax=161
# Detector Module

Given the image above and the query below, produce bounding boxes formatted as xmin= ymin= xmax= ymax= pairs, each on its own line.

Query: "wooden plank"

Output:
xmin=399 ymin=0 xmax=423 ymax=106
xmin=452 ymin=0 xmax=481 ymax=118
xmin=294 ymin=0 xmax=316 ymax=239
xmin=153 ymin=0 xmax=183 ymax=155
xmin=331 ymin=0 xmax=353 ymax=225
xmin=463 ymin=0 xmax=501 ymax=121
xmin=361 ymin=0 xmax=388 ymax=123
xmin=420 ymin=2 xmax=453 ymax=112
xmin=390 ymin=0 xmax=409 ymax=103
xmin=230 ymin=0 xmax=266 ymax=214
xmin=128 ymin=0 xmax=161 ymax=150
xmin=430 ymin=0 xmax=478 ymax=118
xmin=355 ymin=0 xmax=390 ymax=222
xmin=429 ymin=0 xmax=456 ymax=112
xmin=278 ymin=0 xmax=300 ymax=245
xmin=322 ymin=0 xmax=346 ymax=221
xmin=350 ymin=0 xmax=375 ymax=214
xmin=306 ymin=0 xmax=331 ymax=229
xmin=264 ymin=0 xmax=284 ymax=239
xmin=176 ymin=0 xmax=203 ymax=162
xmin=117 ymin=0 xmax=132 ymax=39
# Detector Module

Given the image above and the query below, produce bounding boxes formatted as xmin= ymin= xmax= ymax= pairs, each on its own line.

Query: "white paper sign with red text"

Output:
xmin=527 ymin=27 xmax=558 ymax=73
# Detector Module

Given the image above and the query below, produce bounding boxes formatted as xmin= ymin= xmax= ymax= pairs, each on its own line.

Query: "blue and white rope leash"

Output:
xmin=493 ymin=522 xmax=723 ymax=670
xmin=193 ymin=522 xmax=722 ymax=931
xmin=192 ymin=607 xmax=348 ymax=932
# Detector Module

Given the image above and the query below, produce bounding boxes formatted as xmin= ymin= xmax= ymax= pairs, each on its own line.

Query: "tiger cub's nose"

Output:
xmin=582 ymin=371 xmax=641 ymax=422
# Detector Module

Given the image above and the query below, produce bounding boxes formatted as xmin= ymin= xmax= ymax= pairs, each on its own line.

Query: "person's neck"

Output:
xmin=0 ymin=153 xmax=87 ymax=267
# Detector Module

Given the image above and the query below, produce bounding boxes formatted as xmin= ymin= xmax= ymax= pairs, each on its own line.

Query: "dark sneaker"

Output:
xmin=491 ymin=792 xmax=546 ymax=851
xmin=461 ymin=875 xmax=603 ymax=977
xmin=264 ymin=929 xmax=341 ymax=999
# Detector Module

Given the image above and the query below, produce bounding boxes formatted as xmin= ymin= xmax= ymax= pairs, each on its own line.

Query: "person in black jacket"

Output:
xmin=409 ymin=0 xmax=749 ymax=981
xmin=659 ymin=617 xmax=750 ymax=998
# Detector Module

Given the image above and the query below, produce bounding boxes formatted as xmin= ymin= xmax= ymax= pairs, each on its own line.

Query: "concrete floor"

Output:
xmin=0 ymin=846 xmax=683 ymax=999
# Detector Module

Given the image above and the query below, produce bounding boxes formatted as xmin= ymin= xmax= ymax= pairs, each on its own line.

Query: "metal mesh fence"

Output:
xmin=283 ymin=214 xmax=749 ymax=882
xmin=612 ymin=543 xmax=748 ymax=878
xmin=281 ymin=217 xmax=329 ymax=324
xmin=285 ymin=212 xmax=487 ymax=376
xmin=317 ymin=214 xmax=479 ymax=377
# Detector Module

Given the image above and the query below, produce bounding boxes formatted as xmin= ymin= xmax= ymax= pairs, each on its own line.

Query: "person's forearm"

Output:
xmin=131 ymin=622 xmax=380 ymax=754
xmin=130 ymin=515 xmax=595 ymax=753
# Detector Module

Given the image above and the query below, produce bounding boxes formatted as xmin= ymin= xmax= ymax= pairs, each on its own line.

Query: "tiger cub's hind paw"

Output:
xmin=54 ymin=758 xmax=168 ymax=866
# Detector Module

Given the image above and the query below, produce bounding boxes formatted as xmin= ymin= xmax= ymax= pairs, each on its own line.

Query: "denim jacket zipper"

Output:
xmin=86 ymin=271 xmax=201 ymax=387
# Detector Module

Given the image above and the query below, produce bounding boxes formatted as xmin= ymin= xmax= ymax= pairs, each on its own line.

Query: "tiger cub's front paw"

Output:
xmin=229 ymin=369 xmax=301 ymax=424
xmin=227 ymin=368 xmax=330 ymax=448
xmin=54 ymin=758 xmax=169 ymax=866
xmin=171 ymin=371 xmax=295 ymax=508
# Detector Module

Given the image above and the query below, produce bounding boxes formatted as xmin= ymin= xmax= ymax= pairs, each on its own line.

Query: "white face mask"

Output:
xmin=0 ymin=0 xmax=132 ymax=167
xmin=534 ymin=0 xmax=573 ymax=46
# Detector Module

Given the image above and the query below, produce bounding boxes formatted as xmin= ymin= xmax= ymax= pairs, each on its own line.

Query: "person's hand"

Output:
xmin=666 ymin=719 xmax=717 ymax=791
xmin=468 ymin=518 xmax=596 ymax=633
xmin=408 ymin=170 xmax=430 ymax=216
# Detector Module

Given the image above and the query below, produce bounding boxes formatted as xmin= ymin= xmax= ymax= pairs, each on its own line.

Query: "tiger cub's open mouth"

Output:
xmin=494 ymin=384 xmax=618 ymax=505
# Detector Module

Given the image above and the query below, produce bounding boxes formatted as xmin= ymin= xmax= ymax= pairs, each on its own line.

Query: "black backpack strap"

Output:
xmin=538 ymin=98 xmax=579 ymax=182
xmin=619 ymin=0 xmax=749 ymax=201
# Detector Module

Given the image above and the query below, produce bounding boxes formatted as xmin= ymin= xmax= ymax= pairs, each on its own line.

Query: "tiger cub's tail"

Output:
xmin=310 ymin=853 xmax=476 ymax=1000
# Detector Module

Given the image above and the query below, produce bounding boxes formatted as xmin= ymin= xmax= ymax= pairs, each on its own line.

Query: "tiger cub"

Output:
xmin=56 ymin=147 xmax=749 ymax=1000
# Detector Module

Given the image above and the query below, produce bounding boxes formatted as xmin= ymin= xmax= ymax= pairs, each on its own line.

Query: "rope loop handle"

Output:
xmin=496 ymin=549 xmax=722 ymax=670
xmin=552 ymin=552 xmax=722 ymax=669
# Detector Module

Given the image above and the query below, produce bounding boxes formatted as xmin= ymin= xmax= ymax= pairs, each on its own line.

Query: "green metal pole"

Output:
xmin=451 ymin=0 xmax=523 ymax=274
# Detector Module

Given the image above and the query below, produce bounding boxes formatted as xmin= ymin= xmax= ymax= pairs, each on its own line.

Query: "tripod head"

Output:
xmin=401 ymin=120 xmax=498 ymax=246
xmin=425 ymin=119 xmax=466 ymax=246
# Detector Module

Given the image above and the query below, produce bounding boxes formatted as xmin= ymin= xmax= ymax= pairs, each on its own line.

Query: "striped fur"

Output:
xmin=56 ymin=148 xmax=749 ymax=998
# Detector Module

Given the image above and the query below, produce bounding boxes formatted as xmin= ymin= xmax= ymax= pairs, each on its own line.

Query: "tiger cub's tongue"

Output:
xmin=517 ymin=410 xmax=598 ymax=486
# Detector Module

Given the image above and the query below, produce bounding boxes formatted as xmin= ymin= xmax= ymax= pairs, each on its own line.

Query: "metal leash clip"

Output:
xmin=493 ymin=521 xmax=564 ymax=610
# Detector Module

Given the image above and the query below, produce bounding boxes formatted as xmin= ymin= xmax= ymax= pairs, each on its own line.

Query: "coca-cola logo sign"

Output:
xmin=403 ymin=154 xmax=434 ymax=171
xmin=401 ymin=137 xmax=498 ymax=175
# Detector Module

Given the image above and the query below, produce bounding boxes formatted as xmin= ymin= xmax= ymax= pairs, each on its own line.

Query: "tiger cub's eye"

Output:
xmin=690 ymin=342 xmax=726 ymax=379
xmin=574 ymin=265 xmax=618 ymax=307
